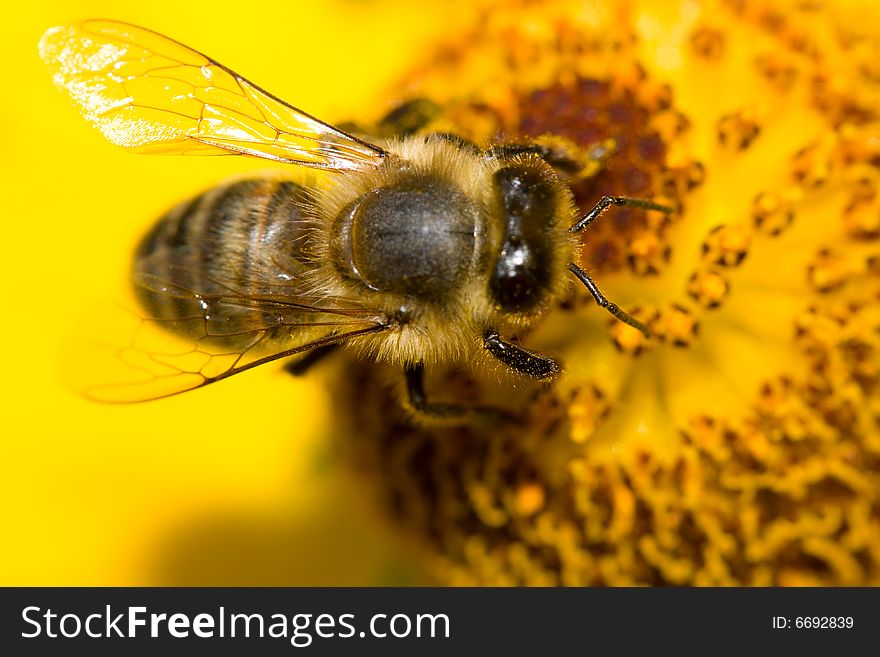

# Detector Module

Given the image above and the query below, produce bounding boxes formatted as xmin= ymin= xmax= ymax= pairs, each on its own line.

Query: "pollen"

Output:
xmin=687 ymin=269 xmax=729 ymax=308
xmin=628 ymin=230 xmax=670 ymax=275
xmin=716 ymin=108 xmax=764 ymax=150
xmin=689 ymin=24 xmax=726 ymax=61
xmin=335 ymin=0 xmax=880 ymax=585
xmin=702 ymin=224 xmax=752 ymax=268
xmin=752 ymin=190 xmax=798 ymax=237
xmin=513 ymin=482 xmax=546 ymax=517
xmin=844 ymin=197 xmax=880 ymax=240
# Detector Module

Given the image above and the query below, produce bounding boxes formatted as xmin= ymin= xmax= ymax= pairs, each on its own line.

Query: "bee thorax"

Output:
xmin=331 ymin=176 xmax=479 ymax=301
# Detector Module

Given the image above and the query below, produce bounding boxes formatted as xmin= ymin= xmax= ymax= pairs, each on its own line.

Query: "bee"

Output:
xmin=40 ymin=20 xmax=671 ymax=421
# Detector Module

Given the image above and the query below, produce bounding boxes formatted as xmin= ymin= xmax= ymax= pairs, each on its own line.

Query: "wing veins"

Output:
xmin=87 ymin=322 xmax=392 ymax=402
xmin=78 ymin=24 xmax=199 ymax=68
xmin=43 ymin=20 xmax=386 ymax=169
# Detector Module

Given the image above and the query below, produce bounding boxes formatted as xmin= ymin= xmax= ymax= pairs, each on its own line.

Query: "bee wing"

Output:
xmin=39 ymin=20 xmax=385 ymax=171
xmin=66 ymin=257 xmax=390 ymax=402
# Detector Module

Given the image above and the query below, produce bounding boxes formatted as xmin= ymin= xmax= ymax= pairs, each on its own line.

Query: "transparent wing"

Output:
xmin=65 ymin=260 xmax=390 ymax=402
xmin=39 ymin=20 xmax=386 ymax=170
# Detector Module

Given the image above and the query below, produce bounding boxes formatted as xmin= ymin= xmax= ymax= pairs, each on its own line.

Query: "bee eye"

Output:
xmin=492 ymin=252 xmax=541 ymax=311
xmin=489 ymin=166 xmax=555 ymax=312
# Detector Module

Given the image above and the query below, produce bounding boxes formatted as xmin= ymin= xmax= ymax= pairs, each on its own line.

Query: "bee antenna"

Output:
xmin=569 ymin=195 xmax=673 ymax=233
xmin=567 ymin=262 xmax=650 ymax=338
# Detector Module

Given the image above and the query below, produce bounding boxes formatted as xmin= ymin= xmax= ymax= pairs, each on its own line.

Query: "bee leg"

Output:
xmin=404 ymin=362 xmax=517 ymax=425
xmin=487 ymin=137 xmax=617 ymax=179
xmin=423 ymin=132 xmax=482 ymax=154
xmin=483 ymin=331 xmax=560 ymax=380
xmin=283 ymin=344 xmax=339 ymax=377
xmin=567 ymin=262 xmax=651 ymax=337
xmin=404 ymin=362 xmax=467 ymax=421
xmin=377 ymin=98 xmax=441 ymax=137
xmin=337 ymin=98 xmax=441 ymax=139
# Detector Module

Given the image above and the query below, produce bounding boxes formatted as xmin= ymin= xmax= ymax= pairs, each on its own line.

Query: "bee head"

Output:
xmin=488 ymin=161 xmax=573 ymax=316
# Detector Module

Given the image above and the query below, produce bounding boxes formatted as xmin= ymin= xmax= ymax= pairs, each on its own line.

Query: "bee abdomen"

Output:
xmin=134 ymin=179 xmax=314 ymax=337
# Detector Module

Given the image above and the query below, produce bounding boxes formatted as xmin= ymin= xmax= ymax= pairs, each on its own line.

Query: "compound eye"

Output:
xmin=489 ymin=164 xmax=556 ymax=313
xmin=491 ymin=243 xmax=541 ymax=311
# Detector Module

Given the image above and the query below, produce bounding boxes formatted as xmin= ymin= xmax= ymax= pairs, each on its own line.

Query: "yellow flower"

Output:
xmin=336 ymin=0 xmax=880 ymax=585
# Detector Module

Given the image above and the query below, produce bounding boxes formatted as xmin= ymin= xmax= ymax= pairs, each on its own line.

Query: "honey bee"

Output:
xmin=40 ymin=20 xmax=671 ymax=421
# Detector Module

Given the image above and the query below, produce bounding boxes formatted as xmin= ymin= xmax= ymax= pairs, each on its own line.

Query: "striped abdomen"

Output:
xmin=134 ymin=179 xmax=316 ymax=344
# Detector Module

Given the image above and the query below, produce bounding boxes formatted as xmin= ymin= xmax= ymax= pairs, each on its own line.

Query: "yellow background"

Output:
xmin=2 ymin=0 xmax=464 ymax=585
